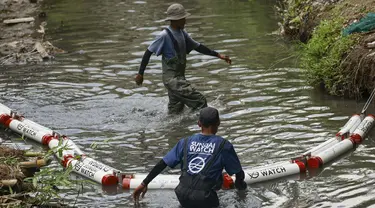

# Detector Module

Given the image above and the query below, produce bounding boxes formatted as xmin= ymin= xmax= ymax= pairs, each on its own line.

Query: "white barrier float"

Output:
xmin=241 ymin=162 xmax=305 ymax=184
xmin=122 ymin=161 xmax=306 ymax=190
xmin=0 ymin=103 xmax=117 ymax=186
xmin=335 ymin=114 xmax=362 ymax=139
xmin=7 ymin=118 xmax=52 ymax=144
xmin=67 ymin=159 xmax=118 ymax=185
xmin=123 ymin=175 xmax=180 ymax=189
xmin=307 ymin=115 xmax=375 ymax=168
xmin=79 ymin=156 xmax=120 ymax=173
xmin=21 ymin=118 xmax=53 ymax=133
xmin=302 ymin=114 xmax=362 ymax=158
xmin=307 ymin=138 xmax=355 ymax=168
xmin=350 ymin=115 xmax=375 ymax=143
xmin=0 ymin=102 xmax=374 ymax=189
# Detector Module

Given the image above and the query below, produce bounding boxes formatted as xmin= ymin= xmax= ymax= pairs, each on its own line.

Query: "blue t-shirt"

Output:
xmin=147 ymin=26 xmax=200 ymax=60
xmin=163 ymin=134 xmax=243 ymax=181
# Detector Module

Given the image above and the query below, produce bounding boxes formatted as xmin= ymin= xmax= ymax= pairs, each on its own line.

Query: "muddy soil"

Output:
xmin=0 ymin=0 xmax=63 ymax=65
xmin=280 ymin=0 xmax=375 ymax=98
xmin=0 ymin=144 xmax=48 ymax=207
xmin=335 ymin=0 xmax=375 ymax=97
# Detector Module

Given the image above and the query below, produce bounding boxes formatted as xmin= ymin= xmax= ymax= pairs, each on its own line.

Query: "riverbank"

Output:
xmin=0 ymin=142 xmax=74 ymax=207
xmin=278 ymin=0 xmax=375 ymax=98
xmin=0 ymin=0 xmax=63 ymax=65
xmin=0 ymin=145 xmax=44 ymax=207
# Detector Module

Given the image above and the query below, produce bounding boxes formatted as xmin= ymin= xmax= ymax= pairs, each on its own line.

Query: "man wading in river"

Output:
xmin=132 ymin=107 xmax=247 ymax=208
xmin=134 ymin=3 xmax=232 ymax=114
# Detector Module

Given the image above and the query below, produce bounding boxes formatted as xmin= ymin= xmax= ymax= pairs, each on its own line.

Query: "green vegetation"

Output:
xmin=23 ymin=165 xmax=76 ymax=206
xmin=1 ymin=155 xmax=20 ymax=166
xmin=278 ymin=0 xmax=375 ymax=98
xmin=299 ymin=17 xmax=360 ymax=95
xmin=22 ymin=141 xmax=86 ymax=206
xmin=279 ymin=0 xmax=312 ymax=26
xmin=277 ymin=0 xmax=313 ymax=38
xmin=1 ymin=141 xmax=86 ymax=207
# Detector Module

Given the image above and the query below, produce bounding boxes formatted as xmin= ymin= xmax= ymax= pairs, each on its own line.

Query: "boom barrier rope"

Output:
xmin=361 ymin=88 xmax=375 ymax=115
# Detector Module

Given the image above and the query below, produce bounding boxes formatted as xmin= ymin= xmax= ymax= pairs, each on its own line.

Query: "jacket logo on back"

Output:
xmin=188 ymin=156 xmax=206 ymax=173
xmin=189 ymin=142 xmax=215 ymax=154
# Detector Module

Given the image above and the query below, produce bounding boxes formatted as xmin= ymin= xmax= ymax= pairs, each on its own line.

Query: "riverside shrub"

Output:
xmin=300 ymin=18 xmax=359 ymax=95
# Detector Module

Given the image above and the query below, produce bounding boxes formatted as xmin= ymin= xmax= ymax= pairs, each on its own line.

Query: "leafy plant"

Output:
xmin=277 ymin=0 xmax=313 ymax=32
xmin=22 ymin=140 xmax=87 ymax=206
xmin=0 ymin=156 xmax=20 ymax=165
xmin=90 ymin=138 xmax=112 ymax=150
xmin=24 ymin=165 xmax=74 ymax=205
xmin=299 ymin=17 xmax=359 ymax=95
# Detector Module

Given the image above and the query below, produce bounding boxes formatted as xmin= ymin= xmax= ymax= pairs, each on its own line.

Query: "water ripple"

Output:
xmin=0 ymin=0 xmax=374 ymax=207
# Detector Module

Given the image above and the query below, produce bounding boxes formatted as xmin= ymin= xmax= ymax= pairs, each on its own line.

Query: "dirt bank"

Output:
xmin=0 ymin=0 xmax=63 ymax=65
xmin=0 ymin=144 xmax=62 ymax=207
xmin=279 ymin=0 xmax=375 ymax=98
xmin=0 ymin=145 xmax=37 ymax=207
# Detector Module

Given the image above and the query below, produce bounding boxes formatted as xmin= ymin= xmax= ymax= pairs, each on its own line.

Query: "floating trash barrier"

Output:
xmin=0 ymin=101 xmax=374 ymax=189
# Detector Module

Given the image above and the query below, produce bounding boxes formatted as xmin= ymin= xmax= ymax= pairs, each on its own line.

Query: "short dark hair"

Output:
xmin=199 ymin=107 xmax=220 ymax=127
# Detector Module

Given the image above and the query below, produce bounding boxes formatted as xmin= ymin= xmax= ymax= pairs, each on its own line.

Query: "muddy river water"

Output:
xmin=1 ymin=0 xmax=375 ymax=207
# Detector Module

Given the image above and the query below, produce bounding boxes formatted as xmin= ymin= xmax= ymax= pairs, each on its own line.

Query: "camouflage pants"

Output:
xmin=164 ymin=77 xmax=207 ymax=114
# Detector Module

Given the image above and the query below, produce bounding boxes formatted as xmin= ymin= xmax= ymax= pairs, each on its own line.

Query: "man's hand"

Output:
xmin=218 ymin=54 xmax=232 ymax=65
xmin=236 ymin=187 xmax=247 ymax=201
xmin=132 ymin=183 xmax=148 ymax=205
xmin=135 ymin=74 xmax=144 ymax=85
xmin=235 ymin=180 xmax=247 ymax=190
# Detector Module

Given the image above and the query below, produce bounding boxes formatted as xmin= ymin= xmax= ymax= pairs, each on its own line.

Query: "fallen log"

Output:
xmin=24 ymin=151 xmax=44 ymax=157
xmin=3 ymin=17 xmax=35 ymax=25
xmin=0 ymin=179 xmax=17 ymax=187
xmin=19 ymin=158 xmax=50 ymax=168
